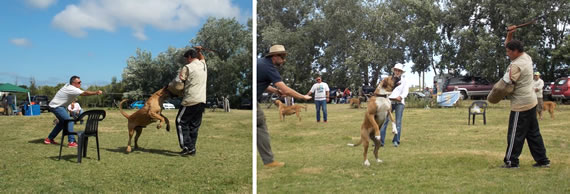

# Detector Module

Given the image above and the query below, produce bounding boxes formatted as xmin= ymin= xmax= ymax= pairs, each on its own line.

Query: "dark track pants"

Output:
xmin=504 ymin=106 xmax=550 ymax=166
xmin=176 ymin=103 xmax=205 ymax=151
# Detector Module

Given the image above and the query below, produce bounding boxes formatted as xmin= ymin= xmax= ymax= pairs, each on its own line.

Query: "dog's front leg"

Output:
xmin=387 ymin=111 xmax=398 ymax=135
xmin=160 ymin=113 xmax=170 ymax=131
xmin=149 ymin=112 xmax=166 ymax=129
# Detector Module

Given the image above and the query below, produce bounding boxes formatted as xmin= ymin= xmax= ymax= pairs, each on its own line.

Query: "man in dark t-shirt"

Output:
xmin=257 ymin=45 xmax=311 ymax=167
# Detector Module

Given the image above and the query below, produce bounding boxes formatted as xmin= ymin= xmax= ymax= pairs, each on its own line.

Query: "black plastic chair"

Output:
xmin=58 ymin=110 xmax=106 ymax=163
xmin=468 ymin=101 xmax=487 ymax=125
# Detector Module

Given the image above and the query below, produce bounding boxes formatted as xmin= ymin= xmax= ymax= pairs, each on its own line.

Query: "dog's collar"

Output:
xmin=375 ymin=94 xmax=388 ymax=97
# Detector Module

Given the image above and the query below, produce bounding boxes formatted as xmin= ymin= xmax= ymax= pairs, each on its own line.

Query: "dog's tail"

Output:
xmin=118 ymin=99 xmax=131 ymax=118
xmin=347 ymin=139 xmax=363 ymax=147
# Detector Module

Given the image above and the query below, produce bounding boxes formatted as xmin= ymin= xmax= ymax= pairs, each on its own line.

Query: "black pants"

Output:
xmin=504 ymin=106 xmax=550 ymax=166
xmin=176 ymin=103 xmax=205 ymax=151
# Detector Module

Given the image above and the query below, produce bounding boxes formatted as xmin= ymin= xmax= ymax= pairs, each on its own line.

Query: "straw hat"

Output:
xmin=266 ymin=45 xmax=287 ymax=57
xmin=534 ymin=72 xmax=541 ymax=76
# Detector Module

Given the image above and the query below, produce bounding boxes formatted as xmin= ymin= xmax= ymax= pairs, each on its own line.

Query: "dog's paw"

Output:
xmin=376 ymin=159 xmax=383 ymax=163
xmin=364 ymin=160 xmax=370 ymax=167
xmin=391 ymin=123 xmax=398 ymax=134
xmin=126 ymin=146 xmax=132 ymax=153
xmin=375 ymin=136 xmax=381 ymax=140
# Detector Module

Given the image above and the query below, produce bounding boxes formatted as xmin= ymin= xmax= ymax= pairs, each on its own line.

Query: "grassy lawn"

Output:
xmin=257 ymin=100 xmax=570 ymax=193
xmin=0 ymin=109 xmax=252 ymax=193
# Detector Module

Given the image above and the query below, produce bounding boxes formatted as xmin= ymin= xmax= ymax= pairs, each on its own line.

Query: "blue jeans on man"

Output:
xmin=315 ymin=100 xmax=327 ymax=122
xmin=48 ymin=107 xmax=76 ymax=143
xmin=380 ymin=102 xmax=404 ymax=146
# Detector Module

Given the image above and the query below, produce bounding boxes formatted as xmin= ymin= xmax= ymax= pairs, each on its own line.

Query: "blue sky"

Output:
xmin=0 ymin=0 xmax=252 ymax=88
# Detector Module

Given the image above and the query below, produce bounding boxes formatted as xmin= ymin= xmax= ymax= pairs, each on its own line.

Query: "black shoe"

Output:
xmin=532 ymin=163 xmax=550 ymax=168
xmin=501 ymin=164 xmax=519 ymax=169
xmin=180 ymin=148 xmax=196 ymax=156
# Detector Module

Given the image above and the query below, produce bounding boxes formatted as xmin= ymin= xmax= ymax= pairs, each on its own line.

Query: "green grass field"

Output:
xmin=257 ymin=100 xmax=570 ymax=193
xmin=0 ymin=109 xmax=252 ymax=193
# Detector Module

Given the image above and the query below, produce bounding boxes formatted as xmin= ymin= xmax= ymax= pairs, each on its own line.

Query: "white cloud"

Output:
xmin=51 ymin=0 xmax=242 ymax=40
xmin=26 ymin=0 xmax=57 ymax=9
xmin=10 ymin=38 xmax=32 ymax=47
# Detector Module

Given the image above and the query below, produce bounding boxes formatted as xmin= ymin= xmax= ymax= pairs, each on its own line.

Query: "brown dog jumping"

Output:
xmin=275 ymin=99 xmax=307 ymax=121
xmin=348 ymin=76 xmax=398 ymax=166
xmin=119 ymin=87 xmax=171 ymax=153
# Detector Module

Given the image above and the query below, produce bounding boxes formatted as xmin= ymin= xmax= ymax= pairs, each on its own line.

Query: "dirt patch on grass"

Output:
xmin=297 ymin=167 xmax=324 ymax=174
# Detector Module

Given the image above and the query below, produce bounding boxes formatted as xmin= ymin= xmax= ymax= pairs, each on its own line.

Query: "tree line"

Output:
xmin=257 ymin=0 xmax=569 ymax=92
xmin=13 ymin=17 xmax=252 ymax=108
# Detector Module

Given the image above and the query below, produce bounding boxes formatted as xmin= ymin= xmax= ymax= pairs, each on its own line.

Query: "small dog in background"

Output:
xmin=349 ymin=96 xmax=365 ymax=109
xmin=274 ymin=100 xmax=307 ymax=121
xmin=539 ymin=101 xmax=556 ymax=120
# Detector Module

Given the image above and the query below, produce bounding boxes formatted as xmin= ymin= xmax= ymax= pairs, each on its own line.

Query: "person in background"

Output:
xmin=67 ymin=98 xmax=83 ymax=119
xmin=306 ymin=76 xmax=330 ymax=123
xmin=533 ymin=72 xmax=545 ymax=120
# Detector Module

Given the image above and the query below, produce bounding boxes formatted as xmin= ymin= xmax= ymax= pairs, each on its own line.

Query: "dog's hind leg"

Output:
xmin=127 ymin=127 xmax=135 ymax=153
xmin=362 ymin=136 xmax=370 ymax=167
xmin=134 ymin=126 xmax=143 ymax=150
xmin=370 ymin=133 xmax=383 ymax=163
xmin=296 ymin=111 xmax=301 ymax=121
xmin=366 ymin=113 xmax=380 ymax=140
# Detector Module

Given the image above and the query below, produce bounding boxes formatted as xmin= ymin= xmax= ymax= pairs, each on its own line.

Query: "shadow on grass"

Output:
xmin=28 ymin=138 xmax=47 ymax=144
xmin=103 ymin=147 xmax=180 ymax=157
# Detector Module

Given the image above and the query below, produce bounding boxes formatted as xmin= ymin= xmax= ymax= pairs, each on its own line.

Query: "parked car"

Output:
xmin=543 ymin=81 xmax=554 ymax=100
xmin=443 ymin=76 xmax=493 ymax=100
xmin=551 ymin=76 xmax=570 ymax=102
xmin=31 ymin=95 xmax=50 ymax=112
xmin=239 ymin=98 xmax=252 ymax=109
xmin=130 ymin=100 xmax=144 ymax=109
xmin=206 ymin=97 xmax=221 ymax=108
xmin=409 ymin=91 xmax=428 ymax=99
xmin=162 ymin=102 xmax=175 ymax=110
xmin=362 ymin=85 xmax=375 ymax=95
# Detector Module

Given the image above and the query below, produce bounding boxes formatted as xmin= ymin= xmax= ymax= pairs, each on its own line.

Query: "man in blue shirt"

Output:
xmin=257 ymin=45 xmax=311 ymax=167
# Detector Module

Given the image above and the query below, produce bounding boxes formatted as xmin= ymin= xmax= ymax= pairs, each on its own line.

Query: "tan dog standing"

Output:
xmin=349 ymin=97 xmax=361 ymax=108
xmin=275 ymin=99 xmax=307 ymax=121
xmin=539 ymin=101 xmax=556 ymax=120
xmin=119 ymin=87 xmax=171 ymax=153
xmin=348 ymin=76 xmax=398 ymax=166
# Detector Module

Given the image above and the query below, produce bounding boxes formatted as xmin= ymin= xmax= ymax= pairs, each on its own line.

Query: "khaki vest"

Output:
xmin=180 ymin=59 xmax=207 ymax=106
xmin=510 ymin=53 xmax=537 ymax=111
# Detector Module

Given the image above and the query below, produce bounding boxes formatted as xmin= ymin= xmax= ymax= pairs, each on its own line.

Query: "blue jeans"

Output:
xmin=380 ymin=102 xmax=404 ymax=145
xmin=48 ymin=107 xmax=75 ymax=143
xmin=70 ymin=109 xmax=84 ymax=119
xmin=315 ymin=100 xmax=327 ymax=122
